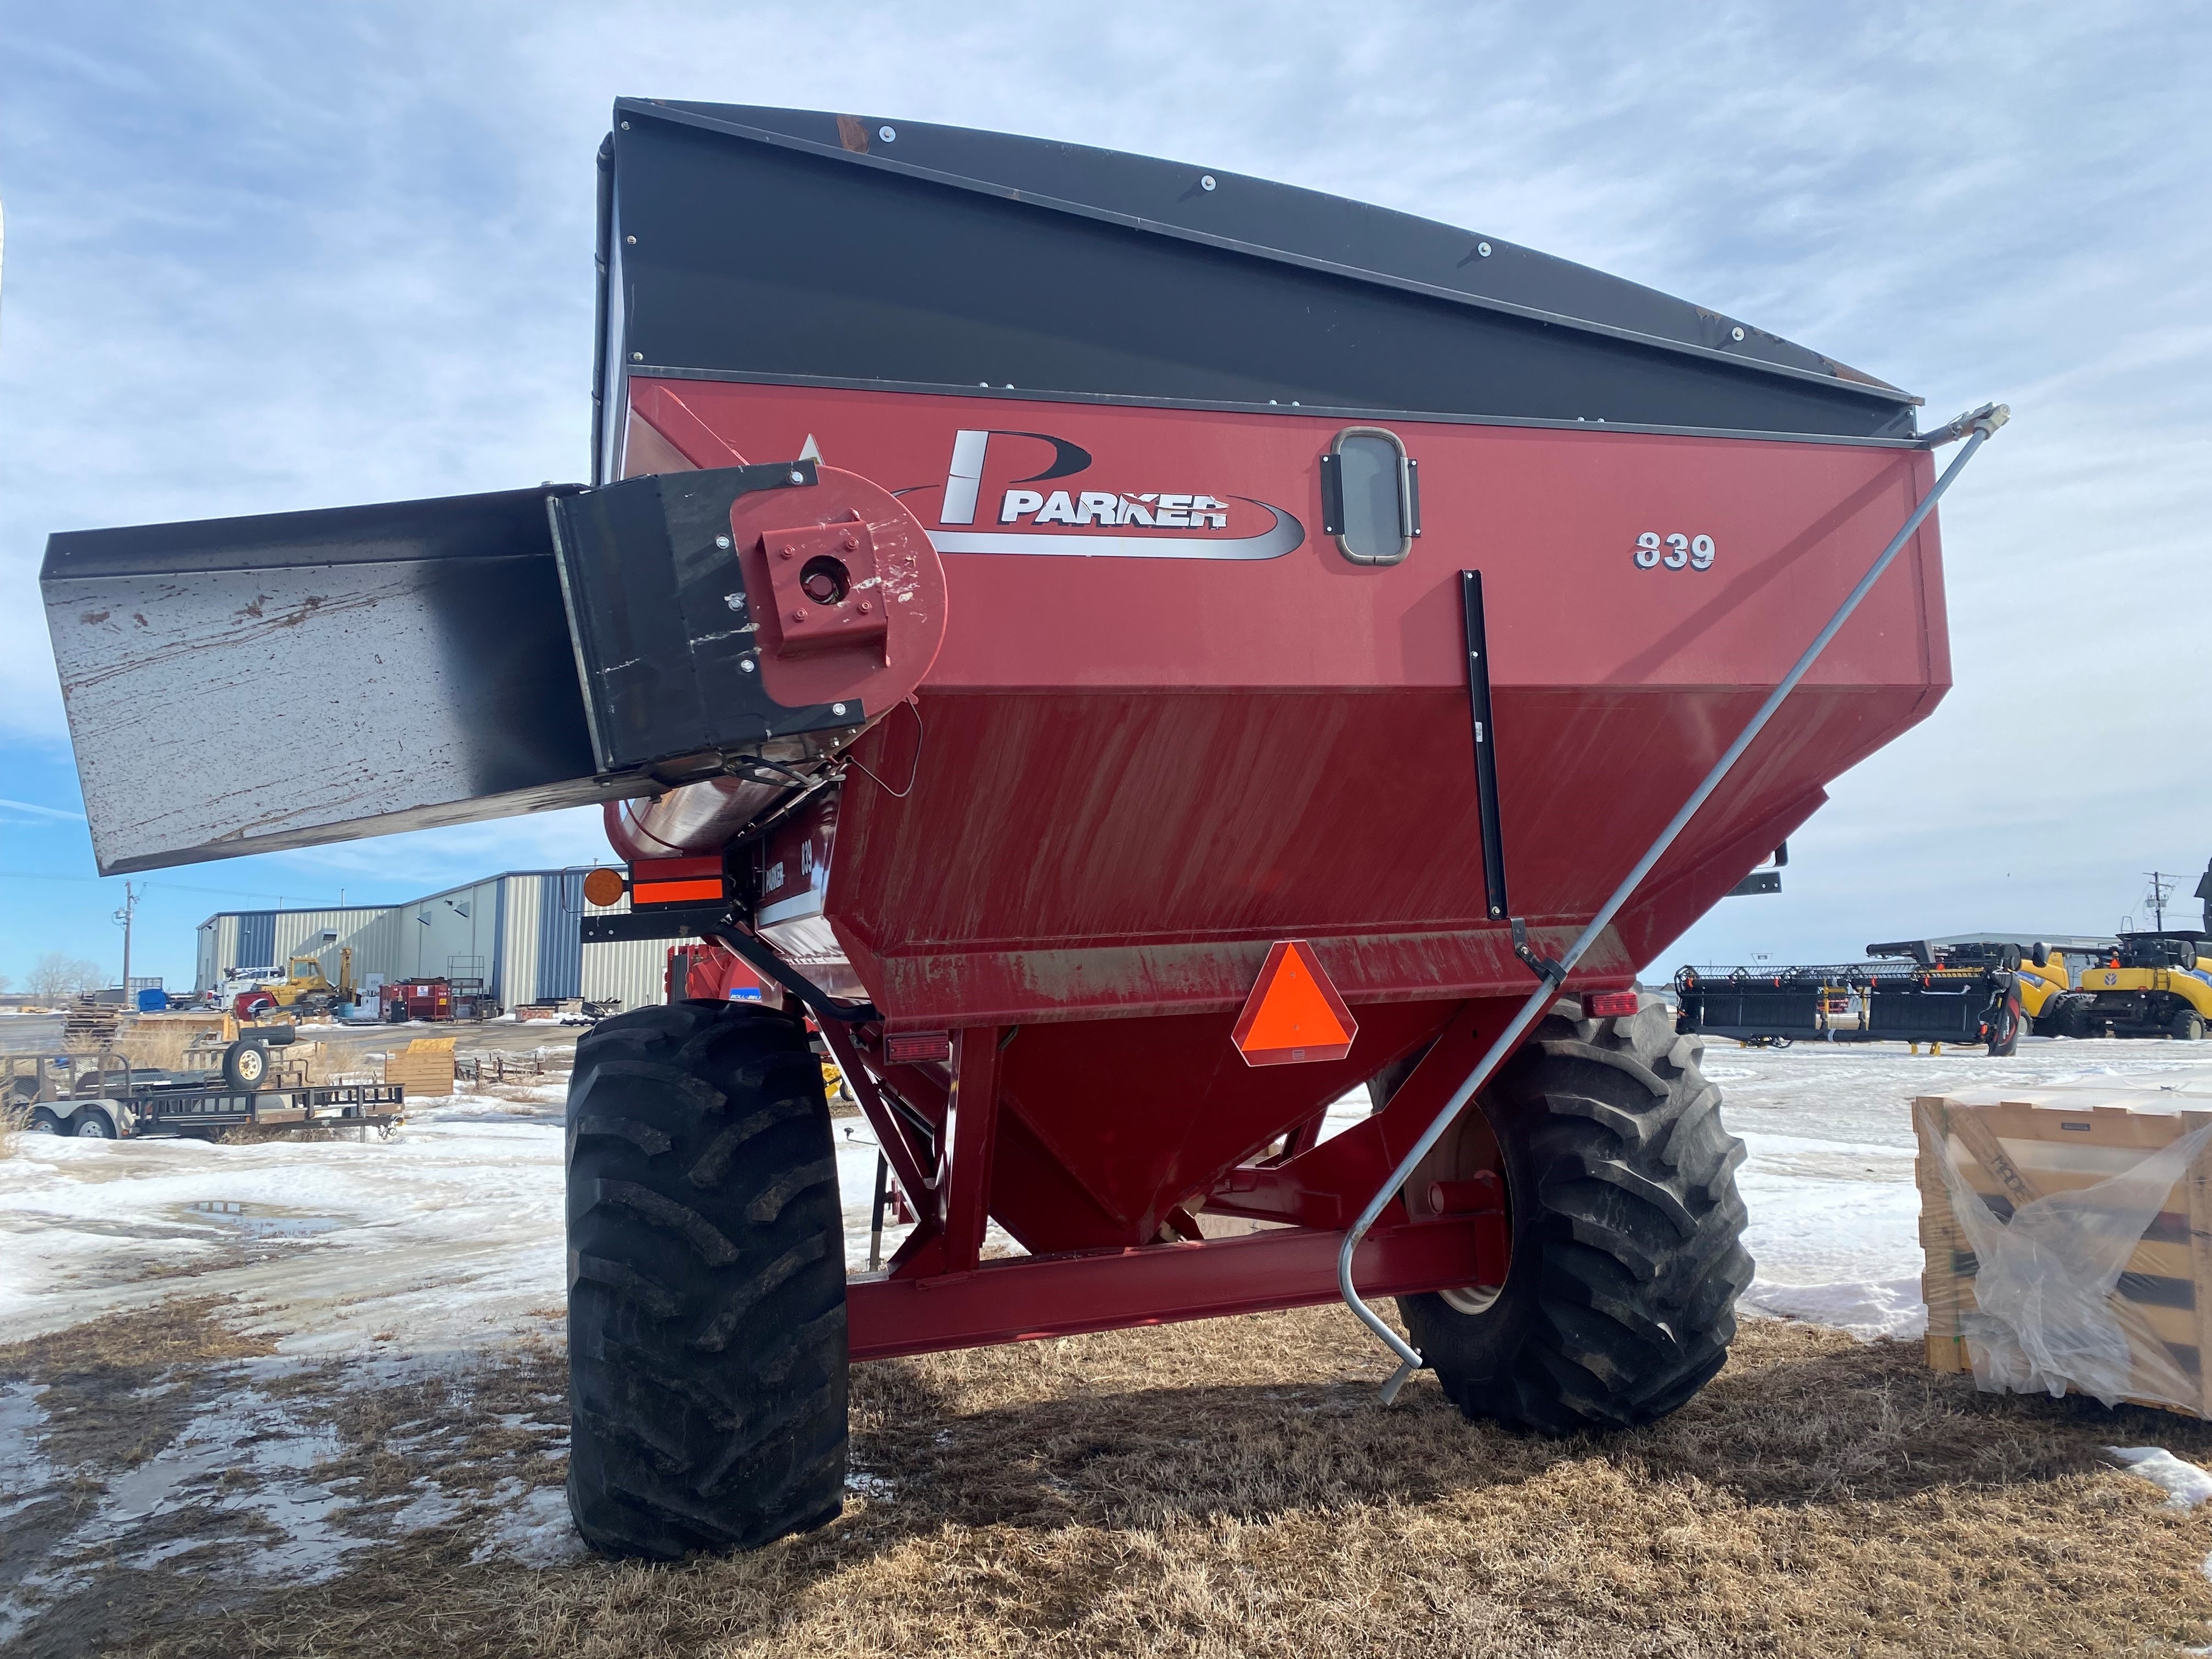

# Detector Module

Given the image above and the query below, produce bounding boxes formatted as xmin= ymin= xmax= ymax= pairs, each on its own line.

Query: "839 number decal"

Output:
xmin=1634 ymin=532 xmax=1715 ymax=571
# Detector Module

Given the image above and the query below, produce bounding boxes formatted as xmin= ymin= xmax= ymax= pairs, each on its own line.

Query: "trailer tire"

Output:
xmin=27 ymin=1107 xmax=64 ymax=1135
xmin=1398 ymin=1000 xmax=1752 ymax=1435
xmin=565 ymin=999 xmax=847 ymax=1560
xmin=221 ymin=1040 xmax=270 ymax=1091
xmin=70 ymin=1109 xmax=116 ymax=1139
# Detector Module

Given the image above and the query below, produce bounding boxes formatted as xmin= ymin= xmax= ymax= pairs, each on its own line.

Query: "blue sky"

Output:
xmin=2 ymin=2 xmax=2208 ymax=991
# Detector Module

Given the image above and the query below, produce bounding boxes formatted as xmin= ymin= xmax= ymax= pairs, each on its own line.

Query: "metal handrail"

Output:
xmin=1337 ymin=403 xmax=2010 ymax=1402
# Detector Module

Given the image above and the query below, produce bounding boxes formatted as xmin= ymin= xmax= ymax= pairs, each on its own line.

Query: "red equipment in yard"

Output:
xmin=380 ymin=979 xmax=453 ymax=1023
xmin=41 ymin=102 xmax=2000 ymax=1562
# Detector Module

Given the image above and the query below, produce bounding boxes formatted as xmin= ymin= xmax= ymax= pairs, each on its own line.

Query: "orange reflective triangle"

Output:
xmin=1232 ymin=940 xmax=1358 ymax=1066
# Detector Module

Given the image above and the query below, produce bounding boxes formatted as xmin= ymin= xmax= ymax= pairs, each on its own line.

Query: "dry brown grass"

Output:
xmin=0 ymin=1308 xmax=2184 ymax=1659
xmin=109 ymin=1012 xmax=227 ymax=1071
xmin=0 ymin=1295 xmax=279 ymax=1380
xmin=215 ymin=1119 xmax=389 ymax=1145
xmin=0 ymin=1096 xmax=31 ymax=1156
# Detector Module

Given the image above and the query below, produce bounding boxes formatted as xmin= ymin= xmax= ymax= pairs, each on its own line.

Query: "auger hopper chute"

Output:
xmin=41 ymin=99 xmax=1998 ymax=1560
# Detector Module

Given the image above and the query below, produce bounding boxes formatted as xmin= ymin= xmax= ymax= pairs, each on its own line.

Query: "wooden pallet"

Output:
xmin=61 ymin=996 xmax=121 ymax=1052
xmin=1916 ymin=1090 xmax=2212 ymax=1417
xmin=383 ymin=1036 xmax=456 ymax=1099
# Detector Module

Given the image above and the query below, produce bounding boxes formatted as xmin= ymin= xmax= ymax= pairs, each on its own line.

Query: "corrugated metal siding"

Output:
xmin=237 ymin=912 xmax=276 ymax=969
xmin=501 ymin=875 xmax=540 ymax=1006
xmin=583 ymin=936 xmax=668 ymax=1013
xmin=539 ymin=871 xmax=586 ymax=1000
xmin=270 ymin=910 xmax=380 ymax=990
xmin=195 ymin=916 xmax=240 ymax=992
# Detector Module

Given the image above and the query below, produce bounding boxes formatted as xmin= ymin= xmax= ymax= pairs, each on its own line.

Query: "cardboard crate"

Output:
xmin=383 ymin=1036 xmax=456 ymax=1100
xmin=1916 ymin=1088 xmax=2212 ymax=1417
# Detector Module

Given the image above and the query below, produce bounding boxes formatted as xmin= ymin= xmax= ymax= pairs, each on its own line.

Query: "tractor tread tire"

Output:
xmin=1400 ymin=998 xmax=1753 ymax=1436
xmin=566 ymin=1000 xmax=848 ymax=1560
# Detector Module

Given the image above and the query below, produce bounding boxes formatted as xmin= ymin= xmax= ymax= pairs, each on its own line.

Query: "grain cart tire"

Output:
xmin=2174 ymin=1009 xmax=2205 ymax=1043
xmin=566 ymin=999 xmax=848 ymax=1559
xmin=1399 ymin=1000 xmax=1752 ymax=1435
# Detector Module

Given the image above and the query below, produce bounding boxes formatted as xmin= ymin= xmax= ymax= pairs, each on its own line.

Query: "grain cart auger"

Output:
xmin=41 ymin=101 xmax=2001 ymax=1559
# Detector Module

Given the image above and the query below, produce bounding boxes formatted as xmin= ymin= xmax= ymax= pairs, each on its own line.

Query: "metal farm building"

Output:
xmin=194 ymin=870 xmax=665 ymax=1012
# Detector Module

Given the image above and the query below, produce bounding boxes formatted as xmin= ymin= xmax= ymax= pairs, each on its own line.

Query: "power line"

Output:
xmin=0 ymin=870 xmax=372 ymax=902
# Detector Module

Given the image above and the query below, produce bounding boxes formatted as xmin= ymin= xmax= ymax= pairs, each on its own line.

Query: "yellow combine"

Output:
xmin=2049 ymin=933 xmax=2212 ymax=1041
xmin=2012 ymin=950 xmax=2076 ymax=1033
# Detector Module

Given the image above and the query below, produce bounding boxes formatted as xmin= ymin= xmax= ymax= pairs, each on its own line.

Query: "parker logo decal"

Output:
xmin=923 ymin=429 xmax=1304 ymax=561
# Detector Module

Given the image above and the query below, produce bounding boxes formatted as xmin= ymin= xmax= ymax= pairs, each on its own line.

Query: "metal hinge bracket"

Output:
xmin=1511 ymin=918 xmax=1566 ymax=986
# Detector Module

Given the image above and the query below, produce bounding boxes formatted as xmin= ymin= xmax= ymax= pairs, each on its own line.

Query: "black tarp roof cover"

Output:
xmin=597 ymin=100 xmax=1920 ymax=478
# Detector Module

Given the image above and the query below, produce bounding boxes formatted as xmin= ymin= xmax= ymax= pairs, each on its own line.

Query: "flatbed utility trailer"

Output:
xmin=8 ymin=1050 xmax=403 ymax=1139
xmin=1673 ymin=955 xmax=2027 ymax=1056
xmin=41 ymin=101 xmax=2003 ymax=1561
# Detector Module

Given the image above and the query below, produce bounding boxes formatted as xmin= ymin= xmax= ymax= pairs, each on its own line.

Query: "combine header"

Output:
xmin=1674 ymin=945 xmax=2035 ymax=1056
xmin=41 ymin=102 xmax=2001 ymax=1559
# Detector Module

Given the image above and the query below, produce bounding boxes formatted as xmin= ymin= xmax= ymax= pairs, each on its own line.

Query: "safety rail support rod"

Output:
xmin=1339 ymin=403 xmax=2009 ymax=1403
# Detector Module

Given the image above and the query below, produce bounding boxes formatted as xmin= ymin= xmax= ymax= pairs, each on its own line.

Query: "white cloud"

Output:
xmin=2 ymin=1 xmax=2207 ymax=966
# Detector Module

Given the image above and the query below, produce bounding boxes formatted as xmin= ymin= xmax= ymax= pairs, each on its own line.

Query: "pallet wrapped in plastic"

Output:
xmin=1917 ymin=1090 xmax=2212 ymax=1416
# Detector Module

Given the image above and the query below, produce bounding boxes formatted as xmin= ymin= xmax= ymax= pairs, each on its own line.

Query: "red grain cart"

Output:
xmin=41 ymin=103 xmax=1999 ymax=1560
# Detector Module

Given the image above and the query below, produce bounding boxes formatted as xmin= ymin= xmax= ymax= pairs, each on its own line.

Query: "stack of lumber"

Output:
xmin=1917 ymin=1088 xmax=2212 ymax=1417
xmin=383 ymin=1036 xmax=456 ymax=1099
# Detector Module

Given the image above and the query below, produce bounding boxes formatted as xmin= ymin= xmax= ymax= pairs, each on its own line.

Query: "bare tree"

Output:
xmin=0 ymin=971 xmax=12 ymax=994
xmin=26 ymin=953 xmax=74 ymax=1002
xmin=26 ymin=953 xmax=106 ymax=1002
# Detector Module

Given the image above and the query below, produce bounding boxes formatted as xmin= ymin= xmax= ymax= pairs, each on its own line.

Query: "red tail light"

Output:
xmin=1583 ymin=990 xmax=1640 ymax=1018
xmin=884 ymin=1032 xmax=952 ymax=1064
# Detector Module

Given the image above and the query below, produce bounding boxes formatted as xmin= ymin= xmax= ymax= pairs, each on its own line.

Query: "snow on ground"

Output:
xmin=0 ymin=1088 xmax=573 ymax=1355
xmin=2107 ymin=1446 xmax=2212 ymax=1509
xmin=9 ymin=1038 xmax=2212 ymax=1357
xmin=1 ymin=1355 xmax=358 ymax=1637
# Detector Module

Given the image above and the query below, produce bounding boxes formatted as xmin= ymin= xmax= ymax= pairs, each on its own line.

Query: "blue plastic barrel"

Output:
xmin=135 ymin=988 xmax=168 ymax=1012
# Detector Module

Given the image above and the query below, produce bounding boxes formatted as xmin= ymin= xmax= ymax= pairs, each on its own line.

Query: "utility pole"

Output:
xmin=2146 ymin=871 xmax=2177 ymax=933
xmin=114 ymin=881 xmax=142 ymax=1000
